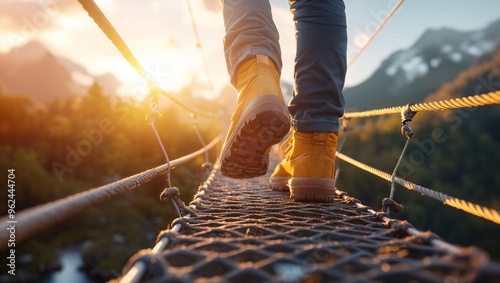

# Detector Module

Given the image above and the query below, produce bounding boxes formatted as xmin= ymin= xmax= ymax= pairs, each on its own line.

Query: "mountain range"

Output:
xmin=1 ymin=18 xmax=499 ymax=107
xmin=0 ymin=41 xmax=121 ymax=103
xmin=344 ymin=18 xmax=500 ymax=110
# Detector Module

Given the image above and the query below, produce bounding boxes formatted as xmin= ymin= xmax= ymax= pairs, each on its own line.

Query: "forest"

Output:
xmin=337 ymin=47 xmax=500 ymax=259
xmin=0 ymin=83 xmax=222 ymax=281
xmin=1 ymin=48 xmax=499 ymax=282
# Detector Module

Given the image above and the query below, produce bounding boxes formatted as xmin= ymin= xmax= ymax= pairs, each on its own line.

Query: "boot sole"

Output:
xmin=289 ymin=178 xmax=336 ymax=202
xmin=270 ymin=176 xmax=290 ymax=191
xmin=220 ymin=95 xmax=290 ymax=179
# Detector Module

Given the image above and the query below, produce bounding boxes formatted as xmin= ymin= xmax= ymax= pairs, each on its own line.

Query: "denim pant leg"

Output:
xmin=223 ymin=0 xmax=282 ymax=87
xmin=288 ymin=0 xmax=347 ymax=133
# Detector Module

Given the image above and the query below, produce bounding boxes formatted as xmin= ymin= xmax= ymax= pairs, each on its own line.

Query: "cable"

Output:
xmin=336 ymin=152 xmax=500 ymax=224
xmin=77 ymin=0 xmax=216 ymax=119
xmin=185 ymin=0 xmax=216 ymax=97
xmin=344 ymin=91 xmax=500 ymax=119
xmin=0 ymin=136 xmax=221 ymax=250
xmin=347 ymin=0 xmax=405 ymax=69
xmin=334 ymin=189 xmax=463 ymax=255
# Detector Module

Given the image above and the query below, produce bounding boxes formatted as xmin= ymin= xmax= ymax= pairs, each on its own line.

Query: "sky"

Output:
xmin=0 ymin=0 xmax=499 ymax=99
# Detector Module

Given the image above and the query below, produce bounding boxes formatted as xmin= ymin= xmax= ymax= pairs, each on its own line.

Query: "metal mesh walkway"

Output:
xmin=116 ymin=157 xmax=500 ymax=283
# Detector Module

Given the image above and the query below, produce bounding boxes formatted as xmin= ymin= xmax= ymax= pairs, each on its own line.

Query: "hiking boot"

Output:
xmin=220 ymin=55 xmax=290 ymax=179
xmin=270 ymin=131 xmax=338 ymax=202
xmin=269 ymin=134 xmax=292 ymax=191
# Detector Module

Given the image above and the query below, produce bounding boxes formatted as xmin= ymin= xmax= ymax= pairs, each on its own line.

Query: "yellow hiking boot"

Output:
xmin=270 ymin=131 xmax=338 ymax=202
xmin=269 ymin=134 xmax=293 ymax=191
xmin=220 ymin=55 xmax=290 ymax=179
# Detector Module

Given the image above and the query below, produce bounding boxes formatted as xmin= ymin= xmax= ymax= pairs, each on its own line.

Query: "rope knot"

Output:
xmin=160 ymin=187 xmax=198 ymax=217
xmin=374 ymin=211 xmax=389 ymax=222
xmin=160 ymin=187 xmax=180 ymax=203
xmin=387 ymin=220 xmax=414 ymax=237
xmin=381 ymin=198 xmax=404 ymax=213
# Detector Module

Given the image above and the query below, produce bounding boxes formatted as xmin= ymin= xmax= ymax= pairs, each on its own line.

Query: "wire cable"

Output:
xmin=77 ymin=0 xmax=215 ymax=118
xmin=347 ymin=0 xmax=405 ymax=69
xmin=185 ymin=0 xmax=216 ymax=97
xmin=0 ymin=137 xmax=221 ymax=250
xmin=336 ymin=152 xmax=500 ymax=224
xmin=344 ymin=91 xmax=500 ymax=119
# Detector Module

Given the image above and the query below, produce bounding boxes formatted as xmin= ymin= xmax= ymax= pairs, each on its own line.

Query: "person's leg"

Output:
xmin=270 ymin=0 xmax=347 ymax=202
xmin=289 ymin=0 xmax=347 ymax=132
xmin=222 ymin=0 xmax=282 ymax=86
xmin=220 ymin=0 xmax=290 ymax=179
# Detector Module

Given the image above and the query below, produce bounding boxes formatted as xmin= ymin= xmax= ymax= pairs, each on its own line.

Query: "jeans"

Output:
xmin=223 ymin=0 xmax=347 ymax=132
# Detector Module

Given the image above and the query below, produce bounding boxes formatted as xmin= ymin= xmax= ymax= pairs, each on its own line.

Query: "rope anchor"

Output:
xmin=387 ymin=104 xmax=417 ymax=213
xmin=401 ymin=103 xmax=417 ymax=138
xmin=160 ymin=187 xmax=197 ymax=218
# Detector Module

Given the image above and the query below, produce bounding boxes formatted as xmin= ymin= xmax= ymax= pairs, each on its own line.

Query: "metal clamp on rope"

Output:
xmin=401 ymin=103 xmax=417 ymax=138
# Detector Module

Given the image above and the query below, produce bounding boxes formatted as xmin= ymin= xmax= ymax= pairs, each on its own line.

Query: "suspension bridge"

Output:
xmin=1 ymin=0 xmax=500 ymax=282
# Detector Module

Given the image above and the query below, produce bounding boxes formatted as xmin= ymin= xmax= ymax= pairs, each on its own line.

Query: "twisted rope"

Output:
xmin=347 ymin=0 xmax=405 ymax=68
xmin=185 ymin=0 xmax=216 ymax=98
xmin=0 ymin=137 xmax=221 ymax=250
xmin=344 ymin=91 xmax=500 ymax=119
xmin=334 ymin=189 xmax=463 ymax=254
xmin=77 ymin=0 xmax=215 ymax=119
xmin=336 ymin=152 xmax=500 ymax=224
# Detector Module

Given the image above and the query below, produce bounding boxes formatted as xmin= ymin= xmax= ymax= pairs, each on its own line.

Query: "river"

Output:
xmin=39 ymin=246 xmax=99 ymax=283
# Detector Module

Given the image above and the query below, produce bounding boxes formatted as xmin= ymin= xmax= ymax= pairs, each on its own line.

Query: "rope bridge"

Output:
xmin=1 ymin=0 xmax=500 ymax=282
xmin=114 ymin=161 xmax=500 ymax=283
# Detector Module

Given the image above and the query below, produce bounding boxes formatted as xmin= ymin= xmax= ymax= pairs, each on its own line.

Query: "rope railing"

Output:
xmin=26 ymin=3 xmax=499 ymax=282
xmin=77 ymin=0 xmax=216 ymax=119
xmin=120 ymin=213 xmax=193 ymax=283
xmin=344 ymin=91 xmax=500 ymax=119
xmin=333 ymin=188 xmax=464 ymax=255
xmin=185 ymin=0 xmax=216 ymax=98
xmin=336 ymin=152 xmax=500 ymax=224
xmin=347 ymin=0 xmax=405 ymax=68
xmin=120 ymin=169 xmax=217 ymax=283
xmin=0 ymin=136 xmax=221 ymax=251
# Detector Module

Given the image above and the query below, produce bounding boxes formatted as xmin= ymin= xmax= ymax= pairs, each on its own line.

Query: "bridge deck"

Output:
xmin=117 ymin=158 xmax=499 ymax=283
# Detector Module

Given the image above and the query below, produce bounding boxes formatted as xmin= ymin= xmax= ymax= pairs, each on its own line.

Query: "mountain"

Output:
xmin=0 ymin=41 xmax=121 ymax=103
xmin=344 ymin=19 xmax=500 ymax=110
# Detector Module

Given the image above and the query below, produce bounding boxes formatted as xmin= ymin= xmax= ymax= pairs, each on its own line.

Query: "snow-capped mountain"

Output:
xmin=0 ymin=41 xmax=121 ymax=103
xmin=344 ymin=19 xmax=500 ymax=110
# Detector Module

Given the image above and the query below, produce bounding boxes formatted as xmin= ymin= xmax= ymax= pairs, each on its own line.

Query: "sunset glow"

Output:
xmin=1 ymin=0 xmax=499 ymax=100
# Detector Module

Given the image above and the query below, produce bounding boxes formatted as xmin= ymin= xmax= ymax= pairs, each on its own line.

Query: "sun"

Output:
xmin=115 ymin=48 xmax=199 ymax=100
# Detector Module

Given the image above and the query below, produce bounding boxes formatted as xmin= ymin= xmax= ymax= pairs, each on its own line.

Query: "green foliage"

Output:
xmin=0 ymin=83 xmax=221 ymax=280
xmin=338 ymin=48 xmax=500 ymax=258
